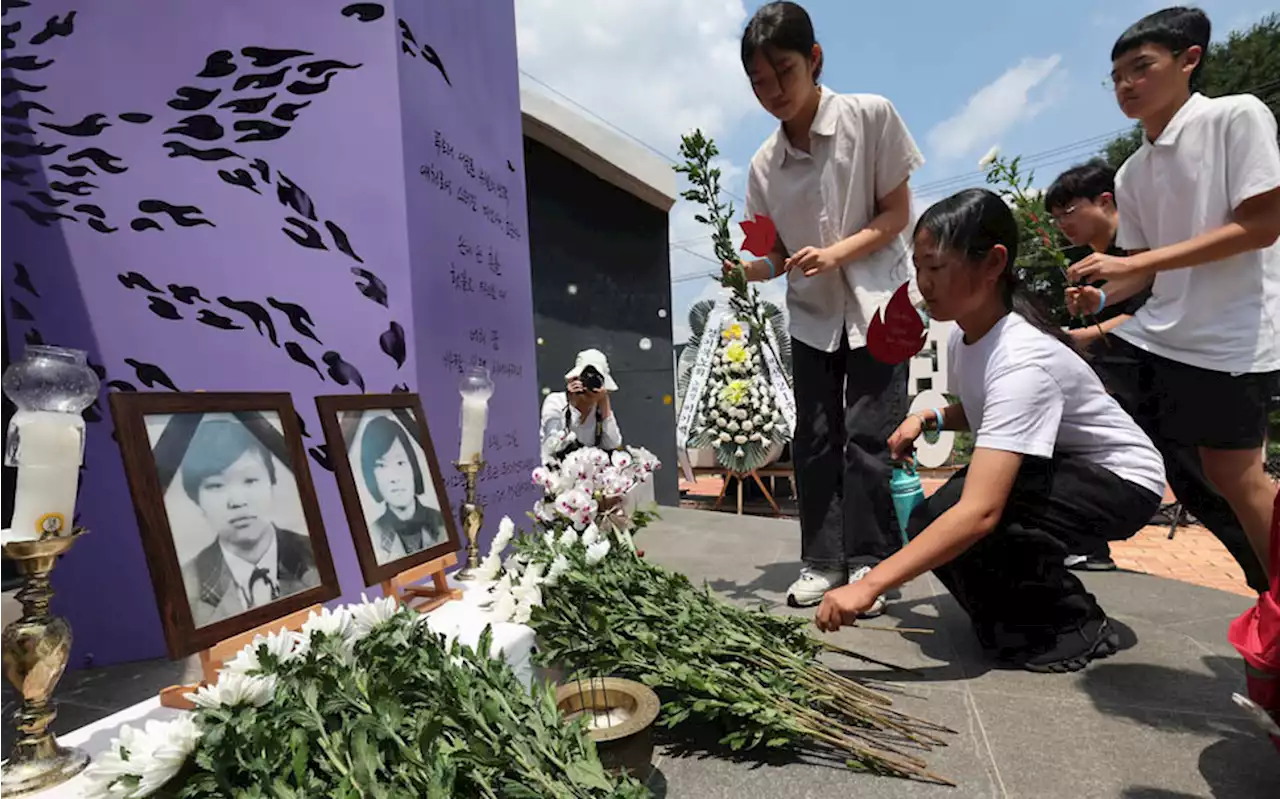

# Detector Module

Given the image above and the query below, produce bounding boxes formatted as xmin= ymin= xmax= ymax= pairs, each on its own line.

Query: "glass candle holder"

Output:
xmin=2 ymin=345 xmax=100 ymax=541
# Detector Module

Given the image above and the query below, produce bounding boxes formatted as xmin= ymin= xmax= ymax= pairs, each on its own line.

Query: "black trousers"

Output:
xmin=791 ymin=337 xmax=906 ymax=571
xmin=908 ymin=455 xmax=1160 ymax=644
xmin=1095 ymin=339 xmax=1270 ymax=593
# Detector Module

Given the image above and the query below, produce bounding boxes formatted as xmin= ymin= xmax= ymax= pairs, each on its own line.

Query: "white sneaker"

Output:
xmin=848 ymin=566 xmax=887 ymax=618
xmin=786 ymin=567 xmax=847 ymax=608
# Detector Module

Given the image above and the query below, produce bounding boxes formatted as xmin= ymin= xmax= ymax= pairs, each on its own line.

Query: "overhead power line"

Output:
xmin=519 ymin=69 xmax=749 ymax=206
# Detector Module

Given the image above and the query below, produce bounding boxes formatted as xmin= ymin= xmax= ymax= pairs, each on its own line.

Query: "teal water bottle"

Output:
xmin=890 ymin=459 xmax=926 ymax=545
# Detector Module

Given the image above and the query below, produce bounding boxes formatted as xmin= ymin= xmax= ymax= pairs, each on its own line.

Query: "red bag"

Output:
xmin=1228 ymin=486 xmax=1280 ymax=752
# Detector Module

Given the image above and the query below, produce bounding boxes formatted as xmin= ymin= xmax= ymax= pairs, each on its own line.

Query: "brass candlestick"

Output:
xmin=452 ymin=459 xmax=485 ymax=580
xmin=2 ymin=529 xmax=90 ymax=796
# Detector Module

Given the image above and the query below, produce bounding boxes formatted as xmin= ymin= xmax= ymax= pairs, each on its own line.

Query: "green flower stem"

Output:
xmin=984 ymin=156 xmax=1110 ymax=346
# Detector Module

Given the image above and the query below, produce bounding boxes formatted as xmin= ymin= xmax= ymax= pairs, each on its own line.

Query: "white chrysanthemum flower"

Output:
xmin=734 ymin=435 xmax=747 ymax=444
xmin=511 ymin=600 xmax=533 ymax=625
xmin=137 ymin=715 xmax=201 ymax=795
xmin=519 ymin=561 xmax=546 ymax=587
xmin=473 ymin=552 xmax=503 ymax=582
xmin=545 ymin=553 xmax=571 ymax=586
xmin=557 ymin=527 xmax=579 ymax=548
xmin=727 ymin=421 xmax=740 ymax=433
xmin=734 ymin=447 xmax=745 ymax=458
xmin=978 ymin=145 xmax=1000 ymax=168
xmin=222 ymin=628 xmax=297 ymax=676
xmin=85 ymin=716 xmax=202 ymax=799
xmin=293 ymin=605 xmax=355 ymax=656
xmin=186 ymin=671 xmax=277 ymax=710
xmin=749 ymin=432 xmax=762 ymax=442
xmin=763 ymin=422 xmax=775 ymax=433
xmin=349 ymin=593 xmax=401 ymax=640
xmin=490 ymin=516 xmax=516 ymax=555
xmin=585 ymin=539 xmax=612 ymax=566
xmin=581 ymin=523 xmax=600 ymax=547
xmin=718 ymin=432 xmax=732 ymax=443
xmin=490 ymin=588 xmax=517 ymax=622
xmin=742 ymin=420 xmax=754 ymax=431
xmin=512 ymin=581 xmax=542 ymax=610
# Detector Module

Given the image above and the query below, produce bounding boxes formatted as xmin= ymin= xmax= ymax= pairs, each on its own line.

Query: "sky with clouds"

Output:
xmin=514 ymin=0 xmax=1272 ymax=344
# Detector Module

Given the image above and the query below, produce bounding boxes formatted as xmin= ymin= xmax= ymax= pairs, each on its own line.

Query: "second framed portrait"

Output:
xmin=315 ymin=393 xmax=459 ymax=585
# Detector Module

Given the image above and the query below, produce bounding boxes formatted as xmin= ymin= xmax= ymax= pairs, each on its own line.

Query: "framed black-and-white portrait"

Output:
xmin=315 ymin=393 xmax=458 ymax=586
xmin=109 ymin=392 xmax=339 ymax=658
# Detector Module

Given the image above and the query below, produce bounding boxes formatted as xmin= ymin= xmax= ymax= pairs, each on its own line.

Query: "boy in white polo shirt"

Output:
xmin=1068 ymin=6 xmax=1280 ymax=575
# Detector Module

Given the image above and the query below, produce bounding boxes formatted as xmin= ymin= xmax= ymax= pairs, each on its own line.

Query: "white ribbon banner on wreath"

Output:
xmin=760 ymin=320 xmax=796 ymax=437
xmin=676 ymin=300 xmax=730 ymax=482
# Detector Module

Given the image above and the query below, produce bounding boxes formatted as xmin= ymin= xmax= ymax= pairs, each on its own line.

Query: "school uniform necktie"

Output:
xmin=248 ymin=567 xmax=279 ymax=607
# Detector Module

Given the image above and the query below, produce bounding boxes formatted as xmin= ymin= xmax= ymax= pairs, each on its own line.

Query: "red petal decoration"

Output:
xmin=866 ymin=281 xmax=927 ymax=365
xmin=1228 ymin=489 xmax=1280 ymax=751
xmin=739 ymin=214 xmax=778 ymax=258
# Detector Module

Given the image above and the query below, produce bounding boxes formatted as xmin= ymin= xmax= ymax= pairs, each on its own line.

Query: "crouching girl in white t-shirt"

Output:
xmin=816 ymin=188 xmax=1167 ymax=673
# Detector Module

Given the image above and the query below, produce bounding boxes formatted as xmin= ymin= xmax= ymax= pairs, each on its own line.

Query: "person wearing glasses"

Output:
xmin=1048 ymin=160 xmax=1269 ymax=589
xmin=1067 ymin=7 xmax=1280 ymax=581
xmin=1045 ymin=161 xmax=1149 ymax=572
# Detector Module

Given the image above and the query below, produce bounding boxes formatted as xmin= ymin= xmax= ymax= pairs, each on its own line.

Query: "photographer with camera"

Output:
xmin=539 ymin=349 xmax=622 ymax=457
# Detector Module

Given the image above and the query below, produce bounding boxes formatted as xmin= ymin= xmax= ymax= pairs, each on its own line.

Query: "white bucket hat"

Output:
xmin=564 ymin=348 xmax=618 ymax=392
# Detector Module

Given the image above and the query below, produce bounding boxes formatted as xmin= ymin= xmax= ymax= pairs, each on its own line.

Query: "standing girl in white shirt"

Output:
xmin=816 ymin=189 xmax=1166 ymax=673
xmin=735 ymin=2 xmax=924 ymax=610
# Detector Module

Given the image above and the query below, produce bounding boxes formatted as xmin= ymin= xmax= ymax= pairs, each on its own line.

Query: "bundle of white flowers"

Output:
xmin=84 ymin=595 xmax=405 ymax=799
xmin=688 ymin=318 xmax=788 ymax=472
xmin=477 ymin=445 xmax=659 ymax=626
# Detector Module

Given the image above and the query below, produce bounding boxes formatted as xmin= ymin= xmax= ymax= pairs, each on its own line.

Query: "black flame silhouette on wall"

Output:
xmin=0 ymin=2 xmax=444 ymax=472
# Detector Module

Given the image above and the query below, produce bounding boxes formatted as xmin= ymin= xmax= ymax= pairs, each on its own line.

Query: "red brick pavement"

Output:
xmin=680 ymin=472 xmax=1257 ymax=598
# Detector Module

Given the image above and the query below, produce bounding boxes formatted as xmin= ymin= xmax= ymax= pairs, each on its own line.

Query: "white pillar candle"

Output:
xmin=459 ymin=395 xmax=489 ymax=464
xmin=7 ymin=411 xmax=85 ymax=539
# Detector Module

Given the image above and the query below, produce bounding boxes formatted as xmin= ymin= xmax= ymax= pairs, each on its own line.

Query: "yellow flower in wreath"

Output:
xmin=723 ymin=341 xmax=748 ymax=366
xmin=720 ymin=379 xmax=750 ymax=406
xmin=721 ymin=322 xmax=744 ymax=341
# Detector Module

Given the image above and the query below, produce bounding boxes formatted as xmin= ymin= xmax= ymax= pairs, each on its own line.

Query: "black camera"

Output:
xmin=580 ymin=365 xmax=605 ymax=392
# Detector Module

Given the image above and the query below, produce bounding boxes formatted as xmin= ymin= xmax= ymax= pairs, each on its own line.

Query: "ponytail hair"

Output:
xmin=914 ymin=188 xmax=1078 ymax=351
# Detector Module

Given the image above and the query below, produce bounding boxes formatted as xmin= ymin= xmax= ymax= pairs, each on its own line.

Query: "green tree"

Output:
xmin=1105 ymin=13 xmax=1280 ymax=168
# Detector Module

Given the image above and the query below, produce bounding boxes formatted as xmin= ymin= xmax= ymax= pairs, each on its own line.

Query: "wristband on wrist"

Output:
xmin=932 ymin=407 xmax=945 ymax=432
xmin=1096 ymin=288 xmax=1107 ymax=314
xmin=765 ymin=255 xmax=777 ymax=280
xmin=917 ymin=409 xmax=942 ymax=445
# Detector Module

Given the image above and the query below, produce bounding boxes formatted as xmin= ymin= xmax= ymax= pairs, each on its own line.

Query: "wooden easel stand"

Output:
xmin=158 ymin=553 xmax=461 ymax=709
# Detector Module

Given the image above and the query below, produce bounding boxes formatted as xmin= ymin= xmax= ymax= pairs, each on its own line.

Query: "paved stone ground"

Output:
xmin=641 ymin=507 xmax=1278 ymax=798
xmin=679 ymin=474 xmax=1258 ymax=598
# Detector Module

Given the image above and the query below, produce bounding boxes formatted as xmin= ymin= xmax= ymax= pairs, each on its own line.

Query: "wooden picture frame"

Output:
xmin=315 ymin=393 xmax=460 ymax=586
xmin=109 ymin=392 xmax=340 ymax=659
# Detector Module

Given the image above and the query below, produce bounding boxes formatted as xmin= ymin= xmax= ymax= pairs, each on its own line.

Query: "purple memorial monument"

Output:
xmin=0 ymin=0 xmax=539 ymax=666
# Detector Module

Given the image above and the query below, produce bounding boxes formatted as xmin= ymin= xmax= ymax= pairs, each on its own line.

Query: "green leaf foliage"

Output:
xmin=171 ymin=616 xmax=650 ymax=799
